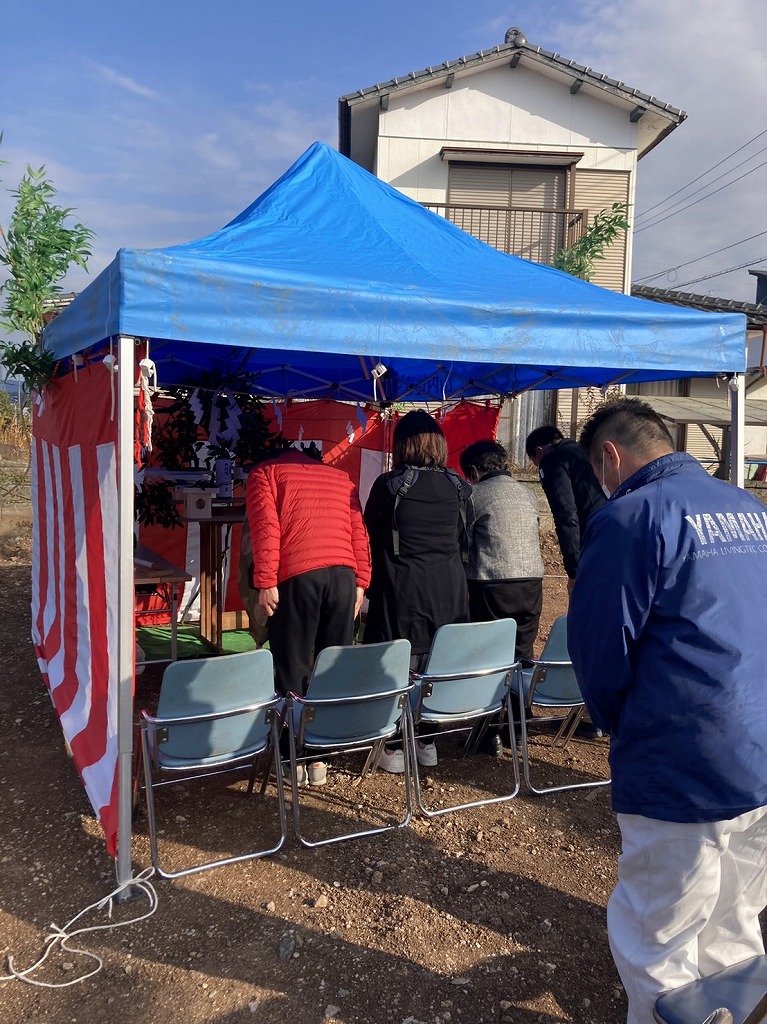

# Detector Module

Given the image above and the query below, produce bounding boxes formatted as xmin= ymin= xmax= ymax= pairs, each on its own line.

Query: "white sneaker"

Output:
xmin=308 ymin=761 xmax=327 ymax=787
xmin=281 ymin=763 xmax=308 ymax=788
xmin=375 ymin=747 xmax=405 ymax=774
xmin=415 ymin=740 xmax=438 ymax=767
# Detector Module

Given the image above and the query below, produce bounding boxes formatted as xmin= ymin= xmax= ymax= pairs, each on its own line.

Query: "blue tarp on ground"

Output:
xmin=43 ymin=142 xmax=746 ymax=401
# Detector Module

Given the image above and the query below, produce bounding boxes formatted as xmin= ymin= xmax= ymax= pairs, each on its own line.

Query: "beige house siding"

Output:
xmin=553 ymin=170 xmax=631 ymax=433
xmin=682 ymin=377 xmax=725 ymax=469
xmin=572 ymin=169 xmax=630 ymax=292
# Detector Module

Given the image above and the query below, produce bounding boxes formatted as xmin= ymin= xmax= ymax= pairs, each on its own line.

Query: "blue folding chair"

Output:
xmin=286 ymin=638 xmax=414 ymax=848
xmin=409 ymin=618 xmax=520 ymax=817
xmin=653 ymin=954 xmax=767 ymax=1023
xmin=140 ymin=648 xmax=287 ymax=878
xmin=511 ymin=615 xmax=610 ymax=795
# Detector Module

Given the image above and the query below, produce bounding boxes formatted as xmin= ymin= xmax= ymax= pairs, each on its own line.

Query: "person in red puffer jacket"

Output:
xmin=247 ymin=448 xmax=371 ymax=699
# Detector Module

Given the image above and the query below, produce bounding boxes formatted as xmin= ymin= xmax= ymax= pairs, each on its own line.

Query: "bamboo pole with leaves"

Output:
xmin=0 ymin=148 xmax=95 ymax=397
xmin=552 ymin=201 xmax=630 ymax=282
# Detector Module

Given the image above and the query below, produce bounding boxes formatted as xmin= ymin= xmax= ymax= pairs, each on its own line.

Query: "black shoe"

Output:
xmin=477 ymin=730 xmax=503 ymax=756
xmin=500 ymin=724 xmax=521 ymax=748
xmin=574 ymin=722 xmax=604 ymax=740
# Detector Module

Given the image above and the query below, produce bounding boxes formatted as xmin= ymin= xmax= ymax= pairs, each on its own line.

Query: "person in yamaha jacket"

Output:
xmin=568 ymin=398 xmax=767 ymax=1024
xmin=525 ymin=425 xmax=605 ymax=593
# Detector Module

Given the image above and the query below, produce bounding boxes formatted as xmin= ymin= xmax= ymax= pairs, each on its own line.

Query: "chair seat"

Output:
xmin=140 ymin=648 xmax=288 ymax=878
xmin=512 ymin=667 xmax=583 ymax=706
xmin=516 ymin=691 xmax=582 ymax=710
xmin=157 ymin=738 xmax=270 ymax=771
xmin=514 ymin=616 xmax=610 ymax=795
xmin=302 ymin=723 xmax=399 ymax=749
xmin=653 ymin=954 xmax=767 ymax=1024
xmin=419 ymin=701 xmax=504 ymax=723
xmin=409 ymin=618 xmax=521 ymax=818
xmin=288 ymin=639 xmax=415 ymax=848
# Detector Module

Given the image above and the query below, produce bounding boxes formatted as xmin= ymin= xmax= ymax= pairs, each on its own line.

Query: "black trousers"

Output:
xmin=268 ymin=566 xmax=356 ymax=698
xmin=467 ymin=578 xmax=543 ymax=663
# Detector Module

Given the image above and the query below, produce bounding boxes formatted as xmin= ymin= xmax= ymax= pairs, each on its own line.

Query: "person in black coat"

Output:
xmin=525 ymin=425 xmax=606 ymax=594
xmin=363 ymin=410 xmax=471 ymax=773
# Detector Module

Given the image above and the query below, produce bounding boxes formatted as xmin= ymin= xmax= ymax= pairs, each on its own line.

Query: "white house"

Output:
xmin=339 ymin=27 xmax=687 ymax=456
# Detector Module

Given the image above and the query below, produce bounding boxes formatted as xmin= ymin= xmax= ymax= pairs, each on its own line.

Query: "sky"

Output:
xmin=2 ymin=0 xmax=767 ymax=306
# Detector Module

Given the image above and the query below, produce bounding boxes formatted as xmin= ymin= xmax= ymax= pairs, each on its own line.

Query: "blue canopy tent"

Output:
xmin=45 ymin=141 xmax=745 ymax=402
xmin=40 ymin=142 xmax=746 ymax=883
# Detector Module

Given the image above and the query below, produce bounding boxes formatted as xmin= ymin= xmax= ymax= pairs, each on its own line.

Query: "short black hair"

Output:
xmin=525 ymin=425 xmax=564 ymax=458
xmin=579 ymin=397 xmax=674 ymax=458
xmin=460 ymin=439 xmax=508 ymax=477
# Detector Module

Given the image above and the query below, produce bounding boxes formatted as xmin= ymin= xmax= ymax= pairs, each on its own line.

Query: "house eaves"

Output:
xmin=632 ymin=284 xmax=767 ymax=331
xmin=339 ymin=28 xmax=686 ymax=160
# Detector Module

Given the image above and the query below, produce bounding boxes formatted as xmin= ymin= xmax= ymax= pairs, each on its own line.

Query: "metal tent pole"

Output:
xmin=116 ymin=334 xmax=136 ymax=886
xmin=730 ymin=373 xmax=746 ymax=488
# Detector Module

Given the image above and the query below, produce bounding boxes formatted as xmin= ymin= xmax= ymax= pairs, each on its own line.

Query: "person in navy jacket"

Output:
xmin=568 ymin=397 xmax=767 ymax=1024
xmin=525 ymin=425 xmax=606 ymax=594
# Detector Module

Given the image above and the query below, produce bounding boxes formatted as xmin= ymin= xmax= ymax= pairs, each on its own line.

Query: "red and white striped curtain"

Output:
xmin=32 ymin=363 xmax=121 ymax=855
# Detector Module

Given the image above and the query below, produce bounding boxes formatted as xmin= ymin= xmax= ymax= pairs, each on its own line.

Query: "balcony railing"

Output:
xmin=422 ymin=203 xmax=588 ymax=264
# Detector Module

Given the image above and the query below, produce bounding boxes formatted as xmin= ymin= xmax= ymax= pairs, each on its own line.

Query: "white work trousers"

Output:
xmin=608 ymin=806 xmax=767 ymax=1024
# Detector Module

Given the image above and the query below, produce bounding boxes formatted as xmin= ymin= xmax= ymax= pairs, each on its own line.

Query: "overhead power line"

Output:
xmin=674 ymin=255 xmax=767 ymax=290
xmin=634 ymin=143 xmax=767 ymax=230
xmin=634 ymin=228 xmax=767 ymax=283
xmin=634 ymin=156 xmax=767 ymax=234
xmin=634 ymin=127 xmax=767 ymax=223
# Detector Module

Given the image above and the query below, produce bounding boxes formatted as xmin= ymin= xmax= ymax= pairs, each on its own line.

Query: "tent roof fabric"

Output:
xmin=44 ymin=142 xmax=746 ymax=403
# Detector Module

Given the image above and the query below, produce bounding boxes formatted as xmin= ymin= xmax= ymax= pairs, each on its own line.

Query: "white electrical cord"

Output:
xmin=0 ymin=869 xmax=159 ymax=989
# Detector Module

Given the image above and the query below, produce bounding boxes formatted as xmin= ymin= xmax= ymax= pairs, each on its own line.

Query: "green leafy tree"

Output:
xmin=0 ymin=150 xmax=94 ymax=395
xmin=552 ymin=201 xmax=630 ymax=281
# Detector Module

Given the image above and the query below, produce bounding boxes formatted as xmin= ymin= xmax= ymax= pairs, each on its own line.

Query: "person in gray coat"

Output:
xmin=460 ymin=439 xmax=544 ymax=663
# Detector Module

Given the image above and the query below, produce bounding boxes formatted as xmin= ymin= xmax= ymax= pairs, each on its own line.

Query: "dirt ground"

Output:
xmin=0 ymin=513 xmax=633 ymax=1024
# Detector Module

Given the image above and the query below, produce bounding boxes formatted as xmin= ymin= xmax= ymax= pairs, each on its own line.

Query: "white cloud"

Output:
xmin=91 ymin=64 xmax=161 ymax=101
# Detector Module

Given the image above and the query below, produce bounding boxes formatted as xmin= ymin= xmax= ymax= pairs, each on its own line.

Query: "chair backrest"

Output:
xmin=653 ymin=953 xmax=767 ymax=1024
xmin=156 ymin=649 xmax=276 ymax=765
xmin=301 ymin=639 xmax=412 ymax=744
xmin=532 ymin=616 xmax=583 ymax=703
xmin=418 ymin=618 xmax=518 ymax=717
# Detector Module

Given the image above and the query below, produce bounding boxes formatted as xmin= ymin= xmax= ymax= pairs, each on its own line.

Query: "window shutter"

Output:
xmin=447 ymin=166 xmax=512 ymax=249
xmin=448 ymin=166 xmax=512 ymax=206
xmin=447 ymin=165 xmax=566 ymax=261
xmin=510 ymin=169 xmax=565 ymax=262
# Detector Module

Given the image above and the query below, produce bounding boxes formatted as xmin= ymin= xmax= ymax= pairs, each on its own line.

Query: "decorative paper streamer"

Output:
xmin=271 ymin=398 xmax=283 ymax=431
xmin=102 ymin=346 xmax=117 ymax=421
xmin=225 ymin=393 xmax=242 ymax=445
xmin=208 ymin=395 xmax=221 ymax=443
xmin=356 ymin=402 xmax=367 ymax=433
xmin=188 ymin=389 xmax=204 ymax=425
xmin=138 ymin=357 xmax=156 ymax=388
